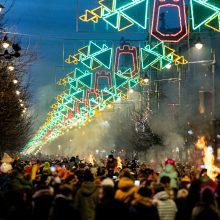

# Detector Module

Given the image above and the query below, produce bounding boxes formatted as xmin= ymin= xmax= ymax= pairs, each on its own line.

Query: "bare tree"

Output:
xmin=0 ymin=3 xmax=34 ymax=154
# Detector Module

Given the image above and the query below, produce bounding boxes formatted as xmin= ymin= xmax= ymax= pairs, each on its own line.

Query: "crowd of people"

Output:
xmin=0 ymin=152 xmax=220 ymax=220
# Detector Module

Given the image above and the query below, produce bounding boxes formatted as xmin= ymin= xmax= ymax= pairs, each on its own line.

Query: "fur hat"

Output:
xmin=181 ymin=175 xmax=191 ymax=183
xmin=101 ymin=178 xmax=115 ymax=187
xmin=0 ymin=163 xmax=12 ymax=173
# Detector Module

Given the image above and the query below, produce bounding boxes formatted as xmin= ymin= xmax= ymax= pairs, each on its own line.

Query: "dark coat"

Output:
xmin=192 ymin=202 xmax=220 ymax=220
xmin=175 ymin=197 xmax=191 ymax=220
xmin=129 ymin=196 xmax=159 ymax=220
xmin=95 ymin=198 xmax=128 ymax=220
xmin=50 ymin=195 xmax=80 ymax=220
xmin=74 ymin=182 xmax=99 ymax=220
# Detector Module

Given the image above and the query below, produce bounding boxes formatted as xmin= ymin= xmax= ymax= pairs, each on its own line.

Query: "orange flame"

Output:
xmin=117 ymin=156 xmax=122 ymax=169
xmin=196 ymin=136 xmax=220 ymax=180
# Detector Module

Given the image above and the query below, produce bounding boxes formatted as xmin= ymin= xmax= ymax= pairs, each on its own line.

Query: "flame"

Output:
xmin=89 ymin=154 xmax=94 ymax=165
xmin=117 ymin=156 xmax=122 ymax=169
xmin=196 ymin=136 xmax=220 ymax=180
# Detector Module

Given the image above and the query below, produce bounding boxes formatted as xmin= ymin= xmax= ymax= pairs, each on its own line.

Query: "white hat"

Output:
xmin=101 ymin=178 xmax=115 ymax=187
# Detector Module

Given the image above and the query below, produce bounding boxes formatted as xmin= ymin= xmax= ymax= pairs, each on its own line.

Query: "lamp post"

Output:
xmin=191 ymin=39 xmax=217 ymax=158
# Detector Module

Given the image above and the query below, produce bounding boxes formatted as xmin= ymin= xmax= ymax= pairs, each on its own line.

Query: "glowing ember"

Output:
xmin=196 ymin=136 xmax=220 ymax=180
xmin=117 ymin=156 xmax=122 ymax=169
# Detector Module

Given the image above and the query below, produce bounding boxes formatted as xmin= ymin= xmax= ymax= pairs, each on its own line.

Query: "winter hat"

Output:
xmin=1 ymin=153 xmax=14 ymax=163
xmin=101 ymin=178 xmax=115 ymax=187
xmin=181 ymin=175 xmax=191 ymax=183
xmin=177 ymin=189 xmax=189 ymax=198
xmin=0 ymin=163 xmax=12 ymax=173
xmin=24 ymin=165 xmax=31 ymax=174
xmin=165 ymin=158 xmax=176 ymax=166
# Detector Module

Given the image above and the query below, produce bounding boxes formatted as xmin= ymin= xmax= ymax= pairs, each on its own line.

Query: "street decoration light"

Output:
xmin=21 ymin=40 xmax=188 ymax=155
xmin=2 ymin=35 xmax=10 ymax=49
xmin=195 ymin=37 xmax=203 ymax=50
xmin=0 ymin=4 xmax=4 ymax=13
xmin=15 ymin=90 xmax=20 ymax=95
xmin=129 ymin=89 xmax=134 ymax=94
xmin=13 ymin=79 xmax=18 ymax=84
xmin=166 ymin=63 xmax=172 ymax=69
xmin=143 ymin=78 xmax=149 ymax=83
xmin=1 ymin=36 xmax=21 ymax=59
xmin=7 ymin=65 xmax=15 ymax=71
xmin=21 ymin=1 xmax=220 ymax=156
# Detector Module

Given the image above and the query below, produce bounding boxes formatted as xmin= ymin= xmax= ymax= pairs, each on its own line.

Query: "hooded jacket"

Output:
xmin=74 ymin=182 xmax=99 ymax=220
xmin=153 ymin=191 xmax=177 ymax=220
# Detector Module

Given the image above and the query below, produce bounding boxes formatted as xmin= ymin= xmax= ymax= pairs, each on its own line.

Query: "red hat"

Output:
xmin=165 ymin=158 xmax=176 ymax=166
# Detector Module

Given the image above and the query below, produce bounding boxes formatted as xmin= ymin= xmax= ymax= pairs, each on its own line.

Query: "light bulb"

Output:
xmin=129 ymin=89 xmax=134 ymax=94
xmin=13 ymin=79 xmax=18 ymax=84
xmin=166 ymin=63 xmax=172 ymax=69
xmin=143 ymin=78 xmax=149 ymax=83
xmin=2 ymin=42 xmax=9 ymax=49
xmin=195 ymin=42 xmax=203 ymax=50
xmin=8 ymin=65 xmax=15 ymax=71
xmin=15 ymin=90 xmax=20 ymax=95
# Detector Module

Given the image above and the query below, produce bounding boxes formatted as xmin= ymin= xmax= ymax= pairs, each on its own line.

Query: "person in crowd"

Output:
xmin=153 ymin=184 xmax=177 ymax=220
xmin=106 ymin=154 xmax=117 ymax=176
xmin=180 ymin=175 xmax=191 ymax=189
xmin=175 ymin=188 xmax=191 ymax=220
xmin=95 ymin=178 xmax=128 ymax=220
xmin=115 ymin=169 xmax=138 ymax=205
xmin=42 ymin=162 xmax=51 ymax=175
xmin=192 ymin=186 xmax=220 ymax=220
xmin=50 ymin=184 xmax=80 ymax=220
xmin=3 ymin=186 xmax=32 ymax=220
xmin=32 ymin=188 xmax=54 ymax=220
xmin=158 ymin=159 xmax=179 ymax=192
xmin=187 ymin=179 xmax=201 ymax=215
xmin=129 ymin=187 xmax=159 ymax=220
xmin=200 ymin=169 xmax=217 ymax=190
xmin=160 ymin=175 xmax=175 ymax=199
xmin=74 ymin=169 xmax=99 ymax=220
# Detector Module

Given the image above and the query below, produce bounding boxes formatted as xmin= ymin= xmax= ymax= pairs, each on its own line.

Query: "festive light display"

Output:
xmin=114 ymin=45 xmax=139 ymax=76
xmin=141 ymin=42 xmax=188 ymax=71
xmin=21 ymin=41 xmax=187 ymax=155
xmin=79 ymin=0 xmax=220 ymax=42
xmin=151 ymin=0 xmax=188 ymax=42
xmin=65 ymin=41 xmax=113 ymax=70
xmin=79 ymin=0 xmax=149 ymax=31
xmin=190 ymin=0 xmax=220 ymax=31
xmin=205 ymin=13 xmax=220 ymax=32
